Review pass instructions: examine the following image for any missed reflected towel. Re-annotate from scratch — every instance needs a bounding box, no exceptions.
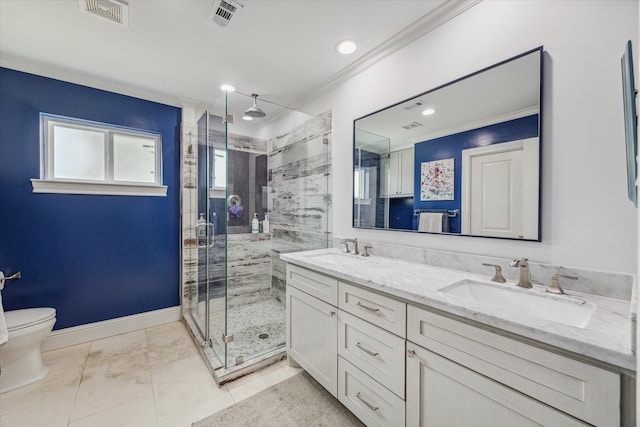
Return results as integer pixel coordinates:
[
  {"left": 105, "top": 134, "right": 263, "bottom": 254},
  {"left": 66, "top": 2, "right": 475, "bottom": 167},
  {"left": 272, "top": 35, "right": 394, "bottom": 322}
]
[
  {"left": 418, "top": 212, "right": 443, "bottom": 233},
  {"left": 0, "top": 291, "right": 7, "bottom": 346}
]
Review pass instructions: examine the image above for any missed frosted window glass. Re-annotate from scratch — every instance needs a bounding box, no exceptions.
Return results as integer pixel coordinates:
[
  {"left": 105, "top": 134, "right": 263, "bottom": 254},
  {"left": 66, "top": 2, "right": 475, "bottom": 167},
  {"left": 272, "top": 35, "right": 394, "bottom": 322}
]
[
  {"left": 214, "top": 149, "right": 226, "bottom": 188},
  {"left": 113, "top": 134, "right": 157, "bottom": 183},
  {"left": 53, "top": 126, "right": 105, "bottom": 180}
]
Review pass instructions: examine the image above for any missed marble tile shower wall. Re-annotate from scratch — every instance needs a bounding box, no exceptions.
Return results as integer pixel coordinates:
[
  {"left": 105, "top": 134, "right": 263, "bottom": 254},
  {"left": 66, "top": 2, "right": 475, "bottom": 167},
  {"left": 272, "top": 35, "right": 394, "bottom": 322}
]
[
  {"left": 269, "top": 112, "right": 332, "bottom": 304},
  {"left": 225, "top": 234, "right": 272, "bottom": 308}
]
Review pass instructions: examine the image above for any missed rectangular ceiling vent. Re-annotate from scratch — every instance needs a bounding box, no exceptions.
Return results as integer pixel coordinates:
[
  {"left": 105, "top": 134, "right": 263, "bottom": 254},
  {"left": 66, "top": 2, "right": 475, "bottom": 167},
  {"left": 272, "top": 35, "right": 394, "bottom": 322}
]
[
  {"left": 401, "top": 121, "right": 423, "bottom": 130},
  {"left": 403, "top": 101, "right": 425, "bottom": 111},
  {"left": 209, "top": 0, "right": 244, "bottom": 28},
  {"left": 78, "top": 0, "right": 129, "bottom": 26}
]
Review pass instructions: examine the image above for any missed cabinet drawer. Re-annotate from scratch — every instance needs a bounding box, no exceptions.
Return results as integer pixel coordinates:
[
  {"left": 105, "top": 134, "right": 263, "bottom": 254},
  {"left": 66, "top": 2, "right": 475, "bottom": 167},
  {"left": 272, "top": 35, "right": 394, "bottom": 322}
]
[
  {"left": 338, "top": 357, "right": 405, "bottom": 427},
  {"left": 339, "top": 282, "right": 406, "bottom": 337},
  {"left": 286, "top": 264, "right": 338, "bottom": 306},
  {"left": 407, "top": 305, "right": 620, "bottom": 427},
  {"left": 338, "top": 310, "right": 405, "bottom": 398}
]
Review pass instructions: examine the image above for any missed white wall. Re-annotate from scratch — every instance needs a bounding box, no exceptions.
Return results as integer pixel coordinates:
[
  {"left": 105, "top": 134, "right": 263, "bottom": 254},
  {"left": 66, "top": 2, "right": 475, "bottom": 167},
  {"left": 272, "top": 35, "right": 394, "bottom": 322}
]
[{"left": 300, "top": 0, "right": 639, "bottom": 274}]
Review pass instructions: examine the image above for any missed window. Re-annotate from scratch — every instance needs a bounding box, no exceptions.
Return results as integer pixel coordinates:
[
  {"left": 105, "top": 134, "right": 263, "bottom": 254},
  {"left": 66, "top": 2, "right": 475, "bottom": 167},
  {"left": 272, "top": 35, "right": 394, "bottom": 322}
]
[
  {"left": 32, "top": 114, "right": 167, "bottom": 196},
  {"left": 213, "top": 149, "right": 226, "bottom": 189},
  {"left": 354, "top": 167, "right": 370, "bottom": 200}
]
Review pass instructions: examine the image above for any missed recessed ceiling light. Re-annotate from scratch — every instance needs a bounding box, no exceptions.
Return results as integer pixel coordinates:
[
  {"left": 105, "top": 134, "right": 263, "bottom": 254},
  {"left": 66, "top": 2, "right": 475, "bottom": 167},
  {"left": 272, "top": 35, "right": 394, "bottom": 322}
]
[
  {"left": 422, "top": 108, "right": 436, "bottom": 116},
  {"left": 242, "top": 115, "right": 253, "bottom": 121},
  {"left": 220, "top": 84, "right": 236, "bottom": 92},
  {"left": 336, "top": 40, "right": 357, "bottom": 55}
]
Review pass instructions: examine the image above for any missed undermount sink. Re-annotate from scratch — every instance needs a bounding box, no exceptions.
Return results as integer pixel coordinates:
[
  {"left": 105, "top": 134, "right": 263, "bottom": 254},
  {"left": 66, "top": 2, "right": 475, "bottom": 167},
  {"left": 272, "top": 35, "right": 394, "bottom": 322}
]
[
  {"left": 439, "top": 279, "right": 596, "bottom": 328},
  {"left": 303, "top": 251, "right": 362, "bottom": 264}
]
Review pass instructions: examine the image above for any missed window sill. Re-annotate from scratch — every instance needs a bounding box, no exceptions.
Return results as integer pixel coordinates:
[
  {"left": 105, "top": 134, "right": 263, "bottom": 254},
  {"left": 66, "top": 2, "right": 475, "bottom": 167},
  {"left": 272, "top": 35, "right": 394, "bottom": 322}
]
[{"left": 31, "top": 179, "right": 168, "bottom": 197}]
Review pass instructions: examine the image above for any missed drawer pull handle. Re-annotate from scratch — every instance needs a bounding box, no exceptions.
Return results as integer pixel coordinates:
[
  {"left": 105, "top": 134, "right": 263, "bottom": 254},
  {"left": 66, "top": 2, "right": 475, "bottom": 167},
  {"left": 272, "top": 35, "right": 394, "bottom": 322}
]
[
  {"left": 356, "top": 392, "right": 379, "bottom": 411},
  {"left": 407, "top": 349, "right": 415, "bottom": 358},
  {"left": 356, "top": 301, "right": 380, "bottom": 313},
  {"left": 356, "top": 342, "right": 379, "bottom": 357},
  {"left": 330, "top": 311, "right": 336, "bottom": 317}
]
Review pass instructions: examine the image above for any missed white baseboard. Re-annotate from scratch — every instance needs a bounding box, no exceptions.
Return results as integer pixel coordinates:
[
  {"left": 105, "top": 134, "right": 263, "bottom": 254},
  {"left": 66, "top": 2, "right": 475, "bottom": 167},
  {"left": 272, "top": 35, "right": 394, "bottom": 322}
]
[{"left": 42, "top": 306, "right": 182, "bottom": 352}]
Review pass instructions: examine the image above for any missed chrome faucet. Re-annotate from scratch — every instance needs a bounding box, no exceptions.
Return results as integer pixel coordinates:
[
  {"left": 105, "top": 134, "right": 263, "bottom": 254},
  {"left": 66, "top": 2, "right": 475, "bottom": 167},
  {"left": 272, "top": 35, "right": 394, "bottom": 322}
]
[
  {"left": 341, "top": 238, "right": 359, "bottom": 255},
  {"left": 510, "top": 258, "right": 532, "bottom": 288}
]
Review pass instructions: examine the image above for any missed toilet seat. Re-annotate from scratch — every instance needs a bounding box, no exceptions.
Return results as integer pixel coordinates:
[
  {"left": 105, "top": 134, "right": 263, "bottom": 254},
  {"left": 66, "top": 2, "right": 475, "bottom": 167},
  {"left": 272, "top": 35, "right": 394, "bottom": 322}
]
[{"left": 5, "top": 308, "right": 56, "bottom": 332}]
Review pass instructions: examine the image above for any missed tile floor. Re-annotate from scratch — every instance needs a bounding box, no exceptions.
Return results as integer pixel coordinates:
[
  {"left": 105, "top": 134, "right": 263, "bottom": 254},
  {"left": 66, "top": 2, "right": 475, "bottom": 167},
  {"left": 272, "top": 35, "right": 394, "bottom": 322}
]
[{"left": 0, "top": 321, "right": 301, "bottom": 427}]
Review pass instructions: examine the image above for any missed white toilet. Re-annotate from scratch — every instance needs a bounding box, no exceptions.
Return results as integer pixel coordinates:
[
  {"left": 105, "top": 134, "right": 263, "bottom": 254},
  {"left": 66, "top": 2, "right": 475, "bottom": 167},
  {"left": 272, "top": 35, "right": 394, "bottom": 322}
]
[{"left": 0, "top": 307, "right": 56, "bottom": 393}]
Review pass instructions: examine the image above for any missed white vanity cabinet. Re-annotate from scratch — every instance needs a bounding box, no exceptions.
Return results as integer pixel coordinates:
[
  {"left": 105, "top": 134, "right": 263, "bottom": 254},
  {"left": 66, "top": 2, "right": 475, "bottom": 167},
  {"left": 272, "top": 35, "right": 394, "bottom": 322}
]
[
  {"left": 407, "top": 305, "right": 621, "bottom": 427},
  {"left": 284, "top": 262, "right": 627, "bottom": 427},
  {"left": 285, "top": 265, "right": 338, "bottom": 397},
  {"left": 381, "top": 148, "right": 414, "bottom": 197}
]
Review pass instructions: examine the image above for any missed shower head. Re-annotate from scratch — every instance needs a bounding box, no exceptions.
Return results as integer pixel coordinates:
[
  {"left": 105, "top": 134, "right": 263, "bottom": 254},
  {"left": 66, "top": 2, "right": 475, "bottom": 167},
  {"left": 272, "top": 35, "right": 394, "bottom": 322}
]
[{"left": 244, "top": 94, "right": 266, "bottom": 118}]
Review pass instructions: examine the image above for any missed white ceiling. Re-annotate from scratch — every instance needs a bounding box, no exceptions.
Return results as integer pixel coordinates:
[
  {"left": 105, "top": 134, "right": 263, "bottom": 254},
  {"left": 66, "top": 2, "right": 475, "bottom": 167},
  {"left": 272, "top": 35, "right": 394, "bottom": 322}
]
[{"left": 0, "top": 0, "right": 464, "bottom": 111}]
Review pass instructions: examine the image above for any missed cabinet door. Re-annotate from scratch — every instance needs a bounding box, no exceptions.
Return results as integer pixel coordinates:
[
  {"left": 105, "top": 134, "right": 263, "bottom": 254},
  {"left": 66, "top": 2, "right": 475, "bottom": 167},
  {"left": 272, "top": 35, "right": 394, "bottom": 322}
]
[
  {"left": 286, "top": 285, "right": 338, "bottom": 397},
  {"left": 380, "top": 154, "right": 391, "bottom": 197},
  {"left": 398, "top": 148, "right": 414, "bottom": 196},
  {"left": 406, "top": 343, "right": 587, "bottom": 427},
  {"left": 407, "top": 306, "right": 620, "bottom": 426}
]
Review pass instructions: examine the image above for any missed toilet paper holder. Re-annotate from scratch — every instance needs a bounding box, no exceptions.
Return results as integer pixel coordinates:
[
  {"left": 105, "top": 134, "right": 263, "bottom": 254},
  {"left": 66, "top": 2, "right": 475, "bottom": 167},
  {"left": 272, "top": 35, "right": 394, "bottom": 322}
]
[{"left": 0, "top": 271, "right": 21, "bottom": 290}]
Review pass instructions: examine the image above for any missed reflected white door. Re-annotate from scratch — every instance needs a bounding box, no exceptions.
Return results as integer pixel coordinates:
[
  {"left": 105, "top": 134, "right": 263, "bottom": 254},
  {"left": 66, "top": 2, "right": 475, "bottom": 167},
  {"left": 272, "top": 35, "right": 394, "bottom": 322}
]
[{"left": 462, "top": 138, "right": 539, "bottom": 239}]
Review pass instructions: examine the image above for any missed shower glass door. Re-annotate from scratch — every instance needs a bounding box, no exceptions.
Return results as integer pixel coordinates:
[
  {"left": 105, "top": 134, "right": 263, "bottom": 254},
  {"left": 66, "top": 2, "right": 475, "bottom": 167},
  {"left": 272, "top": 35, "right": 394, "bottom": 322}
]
[
  {"left": 222, "top": 91, "right": 330, "bottom": 369},
  {"left": 190, "top": 90, "right": 330, "bottom": 375},
  {"left": 188, "top": 106, "right": 227, "bottom": 370}
]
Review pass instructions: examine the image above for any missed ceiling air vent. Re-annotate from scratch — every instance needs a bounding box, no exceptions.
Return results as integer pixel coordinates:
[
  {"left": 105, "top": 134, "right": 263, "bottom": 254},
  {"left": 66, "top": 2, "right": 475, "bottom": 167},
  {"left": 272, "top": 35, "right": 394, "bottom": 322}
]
[
  {"left": 78, "top": 0, "right": 129, "bottom": 26},
  {"left": 209, "top": 0, "right": 244, "bottom": 28},
  {"left": 403, "top": 101, "right": 425, "bottom": 111},
  {"left": 401, "top": 121, "right": 423, "bottom": 130}
]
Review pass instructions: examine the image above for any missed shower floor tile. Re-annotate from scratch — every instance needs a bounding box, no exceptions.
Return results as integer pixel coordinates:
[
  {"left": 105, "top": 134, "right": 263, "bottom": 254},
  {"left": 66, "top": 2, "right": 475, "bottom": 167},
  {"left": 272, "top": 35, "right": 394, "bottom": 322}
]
[{"left": 207, "top": 297, "right": 286, "bottom": 367}]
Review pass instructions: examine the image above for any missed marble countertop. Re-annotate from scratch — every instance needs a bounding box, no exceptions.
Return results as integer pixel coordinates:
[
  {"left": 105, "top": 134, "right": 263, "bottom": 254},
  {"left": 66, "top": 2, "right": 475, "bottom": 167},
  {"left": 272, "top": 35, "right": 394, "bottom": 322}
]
[{"left": 281, "top": 248, "right": 636, "bottom": 372}]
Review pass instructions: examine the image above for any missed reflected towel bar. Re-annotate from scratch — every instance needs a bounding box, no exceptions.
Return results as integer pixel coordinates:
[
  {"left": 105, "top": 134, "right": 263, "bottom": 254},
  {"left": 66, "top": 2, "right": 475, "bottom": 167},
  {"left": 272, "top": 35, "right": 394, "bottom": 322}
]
[{"left": 413, "top": 209, "right": 459, "bottom": 218}]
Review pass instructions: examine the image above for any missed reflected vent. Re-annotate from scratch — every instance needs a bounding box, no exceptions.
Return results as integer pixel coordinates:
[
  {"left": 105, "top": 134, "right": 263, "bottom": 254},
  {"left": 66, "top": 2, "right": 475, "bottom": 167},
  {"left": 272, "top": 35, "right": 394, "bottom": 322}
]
[
  {"left": 78, "top": 0, "right": 129, "bottom": 26},
  {"left": 209, "top": 0, "right": 244, "bottom": 27},
  {"left": 401, "top": 121, "right": 423, "bottom": 130}
]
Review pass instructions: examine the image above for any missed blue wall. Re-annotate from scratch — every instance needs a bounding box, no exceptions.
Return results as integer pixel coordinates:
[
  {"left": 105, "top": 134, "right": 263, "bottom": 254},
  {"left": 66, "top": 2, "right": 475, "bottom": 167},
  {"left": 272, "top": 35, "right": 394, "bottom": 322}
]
[
  {"left": 413, "top": 115, "right": 539, "bottom": 233},
  {"left": 0, "top": 68, "right": 181, "bottom": 329}
]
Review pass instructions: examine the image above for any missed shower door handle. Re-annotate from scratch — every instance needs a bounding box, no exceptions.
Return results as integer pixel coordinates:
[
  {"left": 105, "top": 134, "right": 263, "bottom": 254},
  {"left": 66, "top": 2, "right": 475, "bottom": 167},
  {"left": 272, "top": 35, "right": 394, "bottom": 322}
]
[
  {"left": 196, "top": 223, "right": 215, "bottom": 248},
  {"left": 207, "top": 223, "right": 215, "bottom": 248}
]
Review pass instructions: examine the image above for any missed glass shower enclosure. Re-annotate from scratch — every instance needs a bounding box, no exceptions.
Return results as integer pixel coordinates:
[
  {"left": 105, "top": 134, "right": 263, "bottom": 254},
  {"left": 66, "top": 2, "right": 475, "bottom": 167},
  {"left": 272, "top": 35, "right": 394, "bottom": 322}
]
[{"left": 182, "top": 90, "right": 330, "bottom": 383}]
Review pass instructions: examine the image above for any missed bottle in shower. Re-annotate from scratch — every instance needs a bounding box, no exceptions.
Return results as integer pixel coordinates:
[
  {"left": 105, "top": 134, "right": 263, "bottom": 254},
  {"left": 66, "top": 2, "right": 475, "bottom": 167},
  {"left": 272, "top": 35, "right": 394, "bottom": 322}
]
[{"left": 252, "top": 213, "right": 259, "bottom": 233}]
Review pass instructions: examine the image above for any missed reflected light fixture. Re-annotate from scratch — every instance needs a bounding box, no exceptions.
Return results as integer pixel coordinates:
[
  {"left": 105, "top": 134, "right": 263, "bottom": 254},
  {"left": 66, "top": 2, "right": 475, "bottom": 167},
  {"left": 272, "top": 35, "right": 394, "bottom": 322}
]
[
  {"left": 422, "top": 107, "right": 436, "bottom": 116},
  {"left": 220, "top": 84, "right": 236, "bottom": 92},
  {"left": 242, "top": 115, "right": 254, "bottom": 121},
  {"left": 336, "top": 39, "right": 357, "bottom": 55}
]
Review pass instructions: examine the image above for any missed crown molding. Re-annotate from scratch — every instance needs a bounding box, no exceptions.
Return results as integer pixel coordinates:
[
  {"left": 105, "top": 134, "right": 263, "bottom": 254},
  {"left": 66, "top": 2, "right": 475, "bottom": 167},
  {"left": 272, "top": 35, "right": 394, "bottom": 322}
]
[{"left": 288, "top": 0, "right": 483, "bottom": 111}]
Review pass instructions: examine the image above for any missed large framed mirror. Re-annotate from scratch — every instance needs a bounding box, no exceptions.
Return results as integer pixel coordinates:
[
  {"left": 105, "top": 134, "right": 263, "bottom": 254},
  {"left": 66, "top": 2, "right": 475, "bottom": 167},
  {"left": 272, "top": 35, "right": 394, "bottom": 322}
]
[{"left": 353, "top": 47, "right": 543, "bottom": 241}]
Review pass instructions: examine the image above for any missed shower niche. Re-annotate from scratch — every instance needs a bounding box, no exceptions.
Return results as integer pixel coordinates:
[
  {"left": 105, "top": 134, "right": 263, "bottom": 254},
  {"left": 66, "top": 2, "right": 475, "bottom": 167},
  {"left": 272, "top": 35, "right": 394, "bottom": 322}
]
[{"left": 182, "top": 90, "right": 331, "bottom": 383}]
